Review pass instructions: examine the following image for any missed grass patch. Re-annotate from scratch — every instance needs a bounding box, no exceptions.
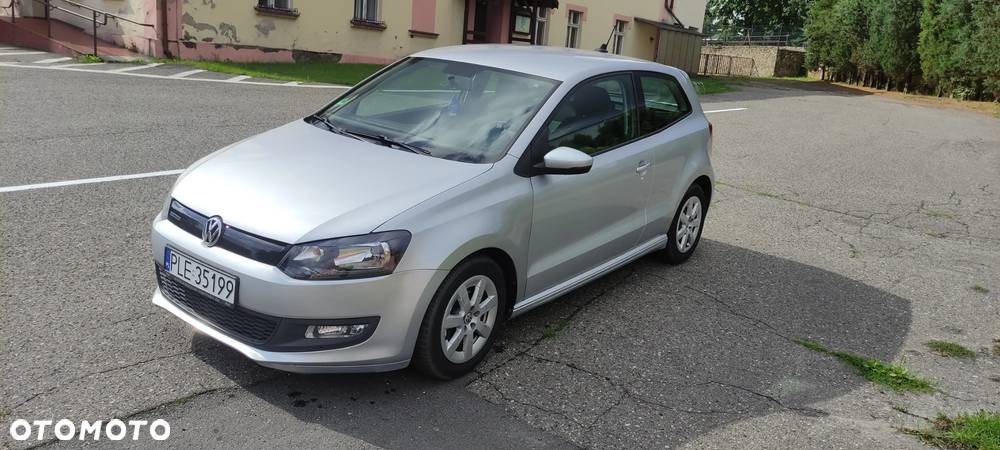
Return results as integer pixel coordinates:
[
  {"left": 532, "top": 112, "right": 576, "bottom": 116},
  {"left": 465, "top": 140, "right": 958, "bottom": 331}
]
[
  {"left": 158, "top": 60, "right": 385, "bottom": 85},
  {"left": 904, "top": 411, "right": 1000, "bottom": 450},
  {"left": 764, "top": 75, "right": 816, "bottom": 82},
  {"left": 541, "top": 318, "right": 569, "bottom": 339},
  {"left": 796, "top": 339, "right": 934, "bottom": 393},
  {"left": 693, "top": 76, "right": 736, "bottom": 95},
  {"left": 76, "top": 54, "right": 102, "bottom": 63},
  {"left": 973, "top": 284, "right": 990, "bottom": 294},
  {"left": 927, "top": 340, "right": 977, "bottom": 358}
]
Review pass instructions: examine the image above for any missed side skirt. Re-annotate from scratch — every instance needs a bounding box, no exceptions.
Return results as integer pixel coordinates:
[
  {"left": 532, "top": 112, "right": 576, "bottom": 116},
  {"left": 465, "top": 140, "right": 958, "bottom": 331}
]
[{"left": 511, "top": 234, "right": 668, "bottom": 317}]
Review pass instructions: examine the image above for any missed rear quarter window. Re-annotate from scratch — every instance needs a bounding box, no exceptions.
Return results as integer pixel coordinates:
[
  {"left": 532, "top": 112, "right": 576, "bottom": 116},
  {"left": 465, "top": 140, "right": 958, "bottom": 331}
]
[{"left": 637, "top": 73, "right": 692, "bottom": 136}]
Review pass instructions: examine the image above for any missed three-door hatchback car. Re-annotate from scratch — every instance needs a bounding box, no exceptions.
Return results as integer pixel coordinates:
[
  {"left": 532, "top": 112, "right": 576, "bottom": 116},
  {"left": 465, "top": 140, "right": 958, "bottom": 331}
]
[{"left": 152, "top": 45, "right": 713, "bottom": 379}]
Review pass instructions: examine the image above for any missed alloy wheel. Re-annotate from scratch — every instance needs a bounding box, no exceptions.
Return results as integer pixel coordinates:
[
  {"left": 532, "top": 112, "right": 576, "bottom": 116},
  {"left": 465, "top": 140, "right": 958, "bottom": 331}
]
[
  {"left": 440, "top": 275, "right": 498, "bottom": 364},
  {"left": 675, "top": 196, "right": 702, "bottom": 253}
]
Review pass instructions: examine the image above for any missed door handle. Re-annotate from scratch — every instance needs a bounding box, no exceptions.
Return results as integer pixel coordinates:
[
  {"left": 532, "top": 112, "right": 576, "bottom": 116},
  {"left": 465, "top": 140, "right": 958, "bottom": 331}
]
[{"left": 636, "top": 161, "right": 650, "bottom": 173}]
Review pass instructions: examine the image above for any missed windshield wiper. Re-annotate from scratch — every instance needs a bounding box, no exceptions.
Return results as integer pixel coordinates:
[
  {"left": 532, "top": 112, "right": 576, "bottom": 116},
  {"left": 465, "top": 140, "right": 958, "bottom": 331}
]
[
  {"left": 376, "top": 135, "right": 432, "bottom": 155},
  {"left": 349, "top": 130, "right": 432, "bottom": 156},
  {"left": 309, "top": 114, "right": 364, "bottom": 142},
  {"left": 309, "top": 114, "right": 431, "bottom": 156}
]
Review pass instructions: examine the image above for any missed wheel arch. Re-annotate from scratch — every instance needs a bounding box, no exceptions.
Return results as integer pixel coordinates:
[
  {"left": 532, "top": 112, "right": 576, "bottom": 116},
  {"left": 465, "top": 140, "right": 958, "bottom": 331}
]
[
  {"left": 461, "top": 247, "right": 519, "bottom": 321},
  {"left": 692, "top": 174, "right": 713, "bottom": 206}
]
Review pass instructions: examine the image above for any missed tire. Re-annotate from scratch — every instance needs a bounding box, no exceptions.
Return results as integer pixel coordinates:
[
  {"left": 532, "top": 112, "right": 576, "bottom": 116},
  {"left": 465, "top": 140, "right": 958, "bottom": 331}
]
[
  {"left": 660, "top": 184, "right": 708, "bottom": 265},
  {"left": 411, "top": 256, "right": 507, "bottom": 379}
]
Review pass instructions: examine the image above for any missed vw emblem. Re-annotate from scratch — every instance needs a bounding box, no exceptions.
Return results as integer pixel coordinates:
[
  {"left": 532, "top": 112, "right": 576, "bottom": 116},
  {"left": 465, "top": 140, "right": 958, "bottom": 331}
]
[{"left": 202, "top": 216, "right": 225, "bottom": 247}]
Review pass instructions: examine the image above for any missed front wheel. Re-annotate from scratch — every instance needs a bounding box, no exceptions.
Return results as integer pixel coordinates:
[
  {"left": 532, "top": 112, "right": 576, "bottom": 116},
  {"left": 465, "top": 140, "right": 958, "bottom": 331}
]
[
  {"left": 411, "top": 256, "right": 506, "bottom": 379},
  {"left": 659, "top": 184, "right": 708, "bottom": 265}
]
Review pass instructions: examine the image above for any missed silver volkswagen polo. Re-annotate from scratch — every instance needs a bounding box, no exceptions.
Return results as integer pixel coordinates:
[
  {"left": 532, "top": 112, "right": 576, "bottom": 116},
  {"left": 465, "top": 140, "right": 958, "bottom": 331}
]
[{"left": 151, "top": 45, "right": 713, "bottom": 379}]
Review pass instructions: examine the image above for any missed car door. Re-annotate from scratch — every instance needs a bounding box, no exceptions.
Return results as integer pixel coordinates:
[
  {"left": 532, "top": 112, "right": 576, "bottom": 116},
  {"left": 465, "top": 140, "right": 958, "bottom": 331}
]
[
  {"left": 523, "top": 73, "right": 656, "bottom": 298},
  {"left": 632, "top": 71, "right": 698, "bottom": 243}
]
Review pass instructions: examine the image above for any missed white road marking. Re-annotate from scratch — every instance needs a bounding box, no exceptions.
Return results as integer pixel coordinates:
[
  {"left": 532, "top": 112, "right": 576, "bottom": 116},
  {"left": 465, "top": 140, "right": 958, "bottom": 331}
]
[
  {"left": 225, "top": 75, "right": 251, "bottom": 82},
  {"left": 0, "top": 51, "right": 46, "bottom": 56},
  {"left": 704, "top": 107, "right": 749, "bottom": 114},
  {"left": 0, "top": 62, "right": 349, "bottom": 88},
  {"left": 168, "top": 69, "right": 205, "bottom": 78},
  {"left": 283, "top": 81, "right": 301, "bottom": 86},
  {"left": 108, "top": 63, "right": 162, "bottom": 72},
  {"left": 0, "top": 169, "right": 185, "bottom": 193},
  {"left": 53, "top": 63, "right": 106, "bottom": 68},
  {"left": 33, "top": 57, "right": 73, "bottom": 64}
]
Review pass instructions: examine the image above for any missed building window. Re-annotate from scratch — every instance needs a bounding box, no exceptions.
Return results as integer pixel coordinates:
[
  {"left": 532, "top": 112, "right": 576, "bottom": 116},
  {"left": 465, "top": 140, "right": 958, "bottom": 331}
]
[
  {"left": 566, "top": 10, "right": 582, "bottom": 48},
  {"left": 258, "top": 0, "right": 292, "bottom": 11},
  {"left": 534, "top": 8, "right": 549, "bottom": 45},
  {"left": 611, "top": 20, "right": 626, "bottom": 54},
  {"left": 354, "top": 0, "right": 381, "bottom": 24}
]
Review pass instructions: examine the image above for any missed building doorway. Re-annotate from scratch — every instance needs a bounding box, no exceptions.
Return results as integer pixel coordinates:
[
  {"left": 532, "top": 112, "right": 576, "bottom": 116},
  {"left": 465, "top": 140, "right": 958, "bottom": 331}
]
[{"left": 462, "top": 0, "right": 558, "bottom": 45}]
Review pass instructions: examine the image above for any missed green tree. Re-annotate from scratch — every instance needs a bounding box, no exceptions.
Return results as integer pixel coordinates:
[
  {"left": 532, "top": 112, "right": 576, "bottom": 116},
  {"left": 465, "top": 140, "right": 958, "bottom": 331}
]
[
  {"left": 918, "top": 0, "right": 974, "bottom": 95},
  {"left": 970, "top": 0, "right": 1000, "bottom": 99},
  {"left": 704, "top": 0, "right": 813, "bottom": 39},
  {"left": 833, "top": 0, "right": 872, "bottom": 82},
  {"left": 868, "top": 0, "right": 923, "bottom": 90},
  {"left": 804, "top": 0, "right": 839, "bottom": 75}
]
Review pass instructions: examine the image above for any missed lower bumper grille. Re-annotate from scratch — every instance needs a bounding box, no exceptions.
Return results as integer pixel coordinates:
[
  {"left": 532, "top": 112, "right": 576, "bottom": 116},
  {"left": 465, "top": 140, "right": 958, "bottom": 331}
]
[{"left": 156, "top": 266, "right": 279, "bottom": 344}]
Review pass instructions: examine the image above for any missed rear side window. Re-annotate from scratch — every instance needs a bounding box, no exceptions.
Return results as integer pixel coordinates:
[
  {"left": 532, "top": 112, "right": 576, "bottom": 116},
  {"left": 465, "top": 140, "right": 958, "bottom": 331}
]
[
  {"left": 545, "top": 74, "right": 637, "bottom": 155},
  {"left": 637, "top": 73, "right": 691, "bottom": 135}
]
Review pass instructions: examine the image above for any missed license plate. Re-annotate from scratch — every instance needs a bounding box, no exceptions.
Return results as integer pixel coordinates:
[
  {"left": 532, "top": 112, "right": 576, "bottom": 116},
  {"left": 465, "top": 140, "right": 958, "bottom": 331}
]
[{"left": 164, "top": 247, "right": 238, "bottom": 305}]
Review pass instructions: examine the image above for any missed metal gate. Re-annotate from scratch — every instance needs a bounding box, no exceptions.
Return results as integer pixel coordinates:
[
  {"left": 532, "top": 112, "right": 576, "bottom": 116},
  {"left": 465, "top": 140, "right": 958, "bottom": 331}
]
[{"left": 698, "top": 54, "right": 755, "bottom": 77}]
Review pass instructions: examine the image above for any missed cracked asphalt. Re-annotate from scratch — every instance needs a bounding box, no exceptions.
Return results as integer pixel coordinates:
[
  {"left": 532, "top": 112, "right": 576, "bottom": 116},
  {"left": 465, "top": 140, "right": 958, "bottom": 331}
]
[{"left": 1, "top": 56, "right": 998, "bottom": 449}]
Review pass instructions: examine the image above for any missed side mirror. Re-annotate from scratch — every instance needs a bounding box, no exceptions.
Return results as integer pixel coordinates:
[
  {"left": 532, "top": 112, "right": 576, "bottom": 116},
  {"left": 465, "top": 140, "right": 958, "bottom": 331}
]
[{"left": 537, "top": 147, "right": 593, "bottom": 175}]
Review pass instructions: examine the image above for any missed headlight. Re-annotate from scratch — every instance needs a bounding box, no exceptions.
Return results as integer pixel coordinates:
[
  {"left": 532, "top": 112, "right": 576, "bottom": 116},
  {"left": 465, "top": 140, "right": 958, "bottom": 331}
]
[{"left": 279, "top": 230, "right": 411, "bottom": 280}]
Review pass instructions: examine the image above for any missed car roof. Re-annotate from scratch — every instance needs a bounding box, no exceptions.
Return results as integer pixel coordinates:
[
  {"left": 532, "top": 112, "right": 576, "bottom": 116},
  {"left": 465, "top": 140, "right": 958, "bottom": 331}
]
[{"left": 411, "top": 44, "right": 674, "bottom": 82}]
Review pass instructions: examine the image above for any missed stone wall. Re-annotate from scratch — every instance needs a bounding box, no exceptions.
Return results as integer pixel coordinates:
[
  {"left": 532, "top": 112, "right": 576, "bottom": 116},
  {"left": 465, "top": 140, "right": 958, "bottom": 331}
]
[{"left": 701, "top": 45, "right": 805, "bottom": 77}]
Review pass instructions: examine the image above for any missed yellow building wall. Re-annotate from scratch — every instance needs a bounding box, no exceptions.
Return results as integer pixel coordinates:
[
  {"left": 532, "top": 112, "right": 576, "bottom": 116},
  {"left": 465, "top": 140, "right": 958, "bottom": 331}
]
[
  {"left": 532, "top": 0, "right": 701, "bottom": 61},
  {"left": 176, "top": 0, "right": 704, "bottom": 63},
  {"left": 180, "top": 0, "right": 466, "bottom": 63}
]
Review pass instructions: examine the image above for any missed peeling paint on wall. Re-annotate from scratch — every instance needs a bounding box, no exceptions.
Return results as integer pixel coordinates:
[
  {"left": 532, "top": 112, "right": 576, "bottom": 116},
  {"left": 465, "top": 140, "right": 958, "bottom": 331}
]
[
  {"left": 219, "top": 22, "right": 239, "bottom": 43},
  {"left": 255, "top": 20, "right": 275, "bottom": 37},
  {"left": 182, "top": 12, "right": 218, "bottom": 34},
  {"left": 202, "top": 0, "right": 216, "bottom": 8}
]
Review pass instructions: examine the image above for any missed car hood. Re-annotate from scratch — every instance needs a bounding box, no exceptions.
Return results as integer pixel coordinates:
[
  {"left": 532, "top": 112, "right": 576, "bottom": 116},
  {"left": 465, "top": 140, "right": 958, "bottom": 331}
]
[{"left": 171, "top": 120, "right": 491, "bottom": 244}]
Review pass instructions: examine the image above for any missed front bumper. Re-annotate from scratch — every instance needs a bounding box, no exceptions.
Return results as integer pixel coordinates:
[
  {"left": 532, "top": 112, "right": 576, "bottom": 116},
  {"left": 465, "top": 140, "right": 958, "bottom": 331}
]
[{"left": 151, "top": 216, "right": 448, "bottom": 373}]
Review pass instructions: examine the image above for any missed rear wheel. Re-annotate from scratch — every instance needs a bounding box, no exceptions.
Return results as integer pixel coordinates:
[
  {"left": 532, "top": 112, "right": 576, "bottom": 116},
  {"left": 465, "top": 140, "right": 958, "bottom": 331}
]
[
  {"left": 411, "top": 256, "right": 506, "bottom": 379},
  {"left": 660, "top": 184, "right": 708, "bottom": 265}
]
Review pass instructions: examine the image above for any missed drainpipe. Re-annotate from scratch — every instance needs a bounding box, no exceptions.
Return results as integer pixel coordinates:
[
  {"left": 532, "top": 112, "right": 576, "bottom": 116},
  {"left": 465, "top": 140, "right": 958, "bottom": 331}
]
[{"left": 158, "top": 0, "right": 169, "bottom": 57}]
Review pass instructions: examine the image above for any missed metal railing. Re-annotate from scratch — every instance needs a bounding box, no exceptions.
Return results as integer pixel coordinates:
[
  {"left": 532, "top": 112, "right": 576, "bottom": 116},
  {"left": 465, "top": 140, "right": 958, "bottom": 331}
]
[
  {"left": 704, "top": 34, "right": 801, "bottom": 47},
  {"left": 27, "top": 0, "right": 154, "bottom": 56},
  {"left": 699, "top": 54, "right": 756, "bottom": 77},
  {"left": 0, "top": 0, "right": 17, "bottom": 22}
]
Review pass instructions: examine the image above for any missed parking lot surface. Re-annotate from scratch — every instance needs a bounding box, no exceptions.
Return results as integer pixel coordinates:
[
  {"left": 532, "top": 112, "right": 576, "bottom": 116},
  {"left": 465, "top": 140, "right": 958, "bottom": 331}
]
[{"left": 1, "top": 48, "right": 998, "bottom": 449}]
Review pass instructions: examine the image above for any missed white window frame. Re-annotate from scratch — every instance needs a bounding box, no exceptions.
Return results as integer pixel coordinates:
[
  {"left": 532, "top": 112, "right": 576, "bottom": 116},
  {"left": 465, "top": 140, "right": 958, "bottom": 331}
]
[
  {"left": 533, "top": 8, "right": 549, "bottom": 45},
  {"left": 354, "top": 0, "right": 381, "bottom": 23},
  {"left": 259, "top": 0, "right": 292, "bottom": 10},
  {"left": 612, "top": 20, "right": 626, "bottom": 54},
  {"left": 566, "top": 10, "right": 582, "bottom": 48}
]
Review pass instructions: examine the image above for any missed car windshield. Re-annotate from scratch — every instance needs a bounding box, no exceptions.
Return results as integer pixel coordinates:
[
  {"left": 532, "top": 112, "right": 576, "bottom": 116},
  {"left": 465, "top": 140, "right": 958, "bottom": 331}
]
[{"left": 316, "top": 57, "right": 559, "bottom": 163}]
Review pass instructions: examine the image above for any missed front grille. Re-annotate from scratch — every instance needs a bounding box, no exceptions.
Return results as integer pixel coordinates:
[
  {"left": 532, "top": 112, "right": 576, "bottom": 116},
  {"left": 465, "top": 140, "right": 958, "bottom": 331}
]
[
  {"left": 167, "top": 200, "right": 291, "bottom": 266},
  {"left": 156, "top": 266, "right": 279, "bottom": 344}
]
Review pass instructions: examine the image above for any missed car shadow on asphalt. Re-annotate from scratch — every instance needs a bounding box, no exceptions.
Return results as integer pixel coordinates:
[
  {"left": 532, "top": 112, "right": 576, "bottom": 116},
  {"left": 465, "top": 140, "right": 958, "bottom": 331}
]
[
  {"left": 706, "top": 78, "right": 874, "bottom": 103},
  {"left": 189, "top": 239, "right": 911, "bottom": 449}
]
